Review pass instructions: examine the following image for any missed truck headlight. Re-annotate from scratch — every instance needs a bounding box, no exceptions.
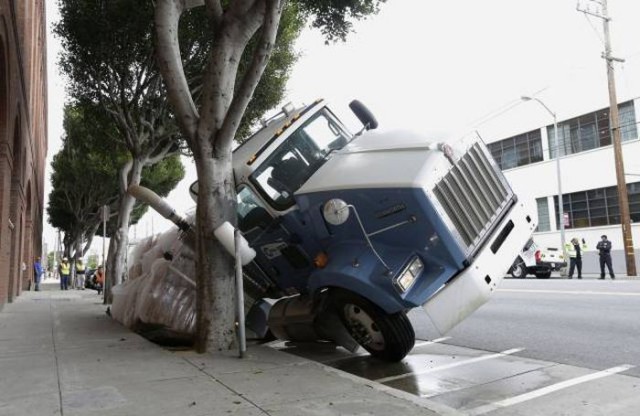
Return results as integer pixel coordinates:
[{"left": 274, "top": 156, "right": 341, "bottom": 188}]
[{"left": 396, "top": 257, "right": 424, "bottom": 292}]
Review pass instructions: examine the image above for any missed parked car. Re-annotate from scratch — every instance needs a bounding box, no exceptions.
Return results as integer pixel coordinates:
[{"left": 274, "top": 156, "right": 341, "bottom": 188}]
[
  {"left": 84, "top": 268, "right": 99, "bottom": 290},
  {"left": 510, "top": 238, "right": 566, "bottom": 279}
]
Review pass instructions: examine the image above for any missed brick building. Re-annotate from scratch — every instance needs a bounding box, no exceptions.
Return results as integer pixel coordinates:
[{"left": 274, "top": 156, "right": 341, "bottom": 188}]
[{"left": 0, "top": 0, "right": 48, "bottom": 308}]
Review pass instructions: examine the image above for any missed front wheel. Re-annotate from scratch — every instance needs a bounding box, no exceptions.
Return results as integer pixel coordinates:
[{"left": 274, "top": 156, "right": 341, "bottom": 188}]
[
  {"left": 331, "top": 290, "right": 415, "bottom": 362},
  {"left": 510, "top": 261, "right": 527, "bottom": 279}
]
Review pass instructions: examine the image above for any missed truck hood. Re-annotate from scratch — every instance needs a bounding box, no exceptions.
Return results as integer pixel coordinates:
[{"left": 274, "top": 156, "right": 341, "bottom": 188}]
[{"left": 296, "top": 130, "right": 455, "bottom": 195}]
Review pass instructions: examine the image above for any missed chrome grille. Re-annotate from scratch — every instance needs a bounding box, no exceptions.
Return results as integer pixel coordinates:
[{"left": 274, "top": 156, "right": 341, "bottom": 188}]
[{"left": 434, "top": 142, "right": 512, "bottom": 249}]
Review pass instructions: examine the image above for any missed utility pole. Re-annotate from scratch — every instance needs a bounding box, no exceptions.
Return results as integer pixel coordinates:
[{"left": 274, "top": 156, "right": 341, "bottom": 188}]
[
  {"left": 55, "top": 230, "right": 62, "bottom": 280},
  {"left": 578, "top": 0, "right": 636, "bottom": 276}
]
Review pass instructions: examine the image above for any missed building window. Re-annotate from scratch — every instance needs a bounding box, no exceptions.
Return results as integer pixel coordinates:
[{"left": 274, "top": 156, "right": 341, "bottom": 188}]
[
  {"left": 487, "top": 129, "right": 543, "bottom": 170},
  {"left": 620, "top": 102, "right": 638, "bottom": 142},
  {"left": 553, "top": 181, "right": 640, "bottom": 229},
  {"left": 536, "top": 197, "right": 550, "bottom": 232},
  {"left": 548, "top": 101, "right": 637, "bottom": 159}
]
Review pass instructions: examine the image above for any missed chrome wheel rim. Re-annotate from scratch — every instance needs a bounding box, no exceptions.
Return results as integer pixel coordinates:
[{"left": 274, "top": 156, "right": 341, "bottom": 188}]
[{"left": 343, "top": 303, "right": 385, "bottom": 351}]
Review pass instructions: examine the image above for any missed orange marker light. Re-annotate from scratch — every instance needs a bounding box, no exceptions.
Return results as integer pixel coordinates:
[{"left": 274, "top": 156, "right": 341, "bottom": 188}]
[{"left": 314, "top": 252, "right": 329, "bottom": 268}]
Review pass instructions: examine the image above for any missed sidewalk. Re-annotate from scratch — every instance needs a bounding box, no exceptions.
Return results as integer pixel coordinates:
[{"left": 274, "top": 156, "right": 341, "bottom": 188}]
[{"left": 0, "top": 283, "right": 453, "bottom": 416}]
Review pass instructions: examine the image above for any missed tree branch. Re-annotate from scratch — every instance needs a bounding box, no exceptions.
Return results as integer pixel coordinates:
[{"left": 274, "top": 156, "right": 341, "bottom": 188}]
[
  {"left": 82, "top": 221, "right": 101, "bottom": 257},
  {"left": 197, "top": 2, "right": 265, "bottom": 144},
  {"left": 155, "top": 0, "right": 199, "bottom": 141},
  {"left": 228, "top": 0, "right": 259, "bottom": 16},
  {"left": 205, "top": 0, "right": 223, "bottom": 26},
  {"left": 147, "top": 139, "right": 177, "bottom": 166},
  {"left": 120, "top": 159, "right": 133, "bottom": 194},
  {"left": 218, "top": 0, "right": 283, "bottom": 153}
]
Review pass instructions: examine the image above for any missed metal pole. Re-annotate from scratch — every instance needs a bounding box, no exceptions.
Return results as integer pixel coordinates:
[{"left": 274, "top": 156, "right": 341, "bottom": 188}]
[
  {"left": 234, "top": 229, "right": 246, "bottom": 358},
  {"left": 102, "top": 205, "right": 107, "bottom": 302},
  {"left": 601, "top": 0, "right": 636, "bottom": 276},
  {"left": 522, "top": 96, "right": 567, "bottom": 266},
  {"left": 554, "top": 115, "right": 567, "bottom": 271}
]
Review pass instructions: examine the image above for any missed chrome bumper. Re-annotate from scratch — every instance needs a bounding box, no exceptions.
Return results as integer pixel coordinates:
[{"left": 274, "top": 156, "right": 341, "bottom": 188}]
[{"left": 422, "top": 200, "right": 536, "bottom": 335}]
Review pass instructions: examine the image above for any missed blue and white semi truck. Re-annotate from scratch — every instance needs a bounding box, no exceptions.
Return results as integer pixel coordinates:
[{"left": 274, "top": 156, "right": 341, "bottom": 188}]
[{"left": 133, "top": 99, "right": 536, "bottom": 362}]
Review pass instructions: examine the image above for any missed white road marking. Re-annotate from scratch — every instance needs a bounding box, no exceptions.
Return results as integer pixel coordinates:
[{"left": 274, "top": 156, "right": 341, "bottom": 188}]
[
  {"left": 413, "top": 336, "right": 451, "bottom": 349},
  {"left": 375, "top": 348, "right": 524, "bottom": 384},
  {"left": 305, "top": 337, "right": 453, "bottom": 365},
  {"left": 498, "top": 289, "right": 640, "bottom": 297},
  {"left": 466, "top": 364, "right": 635, "bottom": 415}
]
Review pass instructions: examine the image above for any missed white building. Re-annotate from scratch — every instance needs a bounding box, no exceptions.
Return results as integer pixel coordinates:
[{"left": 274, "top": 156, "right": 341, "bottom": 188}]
[{"left": 484, "top": 98, "right": 640, "bottom": 274}]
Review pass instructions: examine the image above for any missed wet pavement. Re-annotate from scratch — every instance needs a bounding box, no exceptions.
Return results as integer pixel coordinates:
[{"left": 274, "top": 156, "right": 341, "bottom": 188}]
[
  {"left": 271, "top": 338, "right": 638, "bottom": 415},
  {"left": 270, "top": 278, "right": 640, "bottom": 415}
]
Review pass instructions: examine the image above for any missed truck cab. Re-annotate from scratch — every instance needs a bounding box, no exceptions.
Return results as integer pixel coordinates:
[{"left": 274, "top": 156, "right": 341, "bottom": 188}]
[{"left": 191, "top": 99, "right": 537, "bottom": 361}]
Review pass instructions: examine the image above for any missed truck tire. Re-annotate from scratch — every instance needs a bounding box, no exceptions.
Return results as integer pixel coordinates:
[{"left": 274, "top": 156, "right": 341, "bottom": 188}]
[
  {"left": 510, "top": 261, "right": 527, "bottom": 279},
  {"left": 536, "top": 271, "right": 551, "bottom": 279},
  {"left": 331, "top": 290, "right": 415, "bottom": 362}
]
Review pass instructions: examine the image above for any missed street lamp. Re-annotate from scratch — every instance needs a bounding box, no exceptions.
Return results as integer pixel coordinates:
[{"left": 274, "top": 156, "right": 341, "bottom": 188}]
[{"left": 521, "top": 96, "right": 567, "bottom": 264}]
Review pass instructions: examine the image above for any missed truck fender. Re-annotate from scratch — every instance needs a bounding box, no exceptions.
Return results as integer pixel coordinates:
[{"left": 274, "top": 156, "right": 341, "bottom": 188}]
[{"left": 308, "top": 270, "right": 405, "bottom": 314}]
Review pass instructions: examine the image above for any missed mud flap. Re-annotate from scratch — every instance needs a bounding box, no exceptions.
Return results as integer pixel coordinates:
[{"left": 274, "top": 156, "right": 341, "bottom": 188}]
[{"left": 314, "top": 309, "right": 360, "bottom": 353}]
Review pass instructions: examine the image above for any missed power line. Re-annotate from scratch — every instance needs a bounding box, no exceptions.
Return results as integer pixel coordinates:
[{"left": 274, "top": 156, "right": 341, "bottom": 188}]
[{"left": 581, "top": 11, "right": 605, "bottom": 45}]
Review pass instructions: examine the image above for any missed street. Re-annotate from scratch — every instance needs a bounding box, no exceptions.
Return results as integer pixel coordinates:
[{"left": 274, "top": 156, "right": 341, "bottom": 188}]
[
  {"left": 273, "top": 277, "right": 640, "bottom": 415},
  {"left": 415, "top": 278, "right": 640, "bottom": 378}
]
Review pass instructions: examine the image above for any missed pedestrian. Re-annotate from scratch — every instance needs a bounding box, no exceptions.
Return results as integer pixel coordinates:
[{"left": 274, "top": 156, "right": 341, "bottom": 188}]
[
  {"left": 94, "top": 265, "right": 105, "bottom": 295},
  {"left": 75, "top": 258, "right": 86, "bottom": 290},
  {"left": 59, "top": 257, "right": 71, "bottom": 290},
  {"left": 596, "top": 235, "right": 615, "bottom": 279},
  {"left": 33, "top": 257, "right": 44, "bottom": 291},
  {"left": 565, "top": 237, "right": 587, "bottom": 279}
]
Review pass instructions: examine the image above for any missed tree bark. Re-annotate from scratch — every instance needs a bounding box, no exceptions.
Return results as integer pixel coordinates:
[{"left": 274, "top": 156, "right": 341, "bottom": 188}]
[
  {"left": 155, "top": 0, "right": 284, "bottom": 352},
  {"left": 104, "top": 159, "right": 144, "bottom": 303},
  {"left": 194, "top": 153, "right": 236, "bottom": 352}
]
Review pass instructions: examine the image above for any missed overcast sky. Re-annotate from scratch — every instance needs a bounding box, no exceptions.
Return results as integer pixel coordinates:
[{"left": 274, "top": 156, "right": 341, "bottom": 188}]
[{"left": 43, "top": 0, "right": 640, "bottom": 254}]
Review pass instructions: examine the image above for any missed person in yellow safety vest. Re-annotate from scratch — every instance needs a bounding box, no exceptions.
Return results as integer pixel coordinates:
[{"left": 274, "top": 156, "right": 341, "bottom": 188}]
[
  {"left": 75, "top": 259, "right": 86, "bottom": 290},
  {"left": 59, "top": 257, "right": 71, "bottom": 290},
  {"left": 565, "top": 237, "right": 588, "bottom": 279}
]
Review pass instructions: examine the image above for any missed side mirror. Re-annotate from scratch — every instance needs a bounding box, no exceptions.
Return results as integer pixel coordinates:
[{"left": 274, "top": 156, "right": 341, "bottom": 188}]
[{"left": 349, "top": 100, "right": 378, "bottom": 131}]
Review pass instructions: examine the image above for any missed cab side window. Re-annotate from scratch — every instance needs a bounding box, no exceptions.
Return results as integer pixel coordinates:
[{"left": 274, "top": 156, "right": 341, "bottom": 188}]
[{"left": 237, "top": 186, "right": 272, "bottom": 233}]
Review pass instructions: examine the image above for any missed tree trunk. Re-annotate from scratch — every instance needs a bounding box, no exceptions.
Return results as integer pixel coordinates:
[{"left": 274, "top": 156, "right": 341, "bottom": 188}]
[
  {"left": 103, "top": 235, "right": 117, "bottom": 304},
  {"left": 194, "top": 153, "right": 236, "bottom": 352},
  {"left": 73, "top": 236, "right": 83, "bottom": 288},
  {"left": 154, "top": 0, "right": 283, "bottom": 353},
  {"left": 105, "top": 159, "right": 144, "bottom": 303}
]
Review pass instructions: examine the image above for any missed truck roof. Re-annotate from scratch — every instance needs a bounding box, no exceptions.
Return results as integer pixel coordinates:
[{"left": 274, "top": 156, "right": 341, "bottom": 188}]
[
  {"left": 233, "top": 100, "right": 325, "bottom": 183},
  {"left": 296, "top": 130, "right": 449, "bottom": 194}
]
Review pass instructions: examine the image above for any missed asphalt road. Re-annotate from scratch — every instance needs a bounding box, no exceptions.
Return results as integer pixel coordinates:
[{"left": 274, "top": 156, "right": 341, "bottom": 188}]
[{"left": 410, "top": 277, "right": 640, "bottom": 378}]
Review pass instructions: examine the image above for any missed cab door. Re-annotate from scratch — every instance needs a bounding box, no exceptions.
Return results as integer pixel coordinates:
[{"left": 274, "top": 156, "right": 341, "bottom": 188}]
[{"left": 237, "top": 186, "right": 313, "bottom": 293}]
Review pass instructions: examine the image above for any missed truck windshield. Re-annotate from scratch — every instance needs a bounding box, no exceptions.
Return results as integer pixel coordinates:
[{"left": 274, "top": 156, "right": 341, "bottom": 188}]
[{"left": 250, "top": 109, "right": 351, "bottom": 210}]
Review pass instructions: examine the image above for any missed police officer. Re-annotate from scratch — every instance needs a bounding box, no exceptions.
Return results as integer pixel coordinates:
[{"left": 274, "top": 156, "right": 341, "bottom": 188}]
[
  {"left": 596, "top": 235, "right": 615, "bottom": 279},
  {"left": 565, "top": 237, "right": 587, "bottom": 279}
]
